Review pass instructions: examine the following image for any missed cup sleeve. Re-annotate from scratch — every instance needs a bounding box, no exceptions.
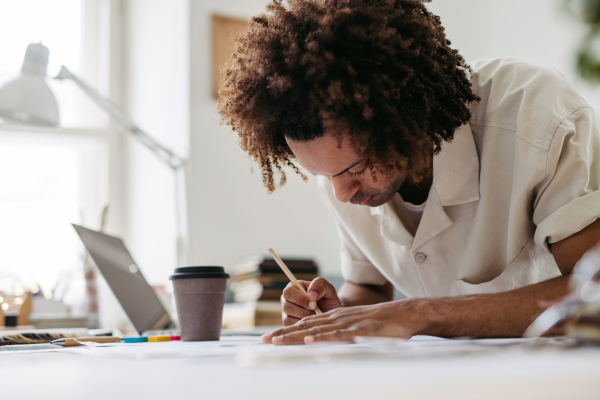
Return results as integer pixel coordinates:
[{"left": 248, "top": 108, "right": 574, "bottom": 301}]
[{"left": 533, "top": 107, "right": 600, "bottom": 247}]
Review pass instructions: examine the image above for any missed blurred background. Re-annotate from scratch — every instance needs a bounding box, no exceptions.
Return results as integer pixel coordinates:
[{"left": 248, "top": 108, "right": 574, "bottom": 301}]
[{"left": 0, "top": 0, "right": 598, "bottom": 333}]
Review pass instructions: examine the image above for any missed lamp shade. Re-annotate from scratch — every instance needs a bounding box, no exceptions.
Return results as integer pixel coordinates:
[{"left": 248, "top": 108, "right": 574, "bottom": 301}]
[{"left": 0, "top": 43, "right": 59, "bottom": 126}]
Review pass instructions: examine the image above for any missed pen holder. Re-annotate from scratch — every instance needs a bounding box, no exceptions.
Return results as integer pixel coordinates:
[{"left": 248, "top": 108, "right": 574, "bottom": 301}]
[
  {"left": 0, "top": 292, "right": 32, "bottom": 328},
  {"left": 18, "top": 293, "right": 33, "bottom": 326}
]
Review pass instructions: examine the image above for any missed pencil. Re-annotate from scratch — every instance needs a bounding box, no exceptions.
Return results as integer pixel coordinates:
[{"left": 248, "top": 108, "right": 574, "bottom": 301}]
[
  {"left": 51, "top": 337, "right": 121, "bottom": 347},
  {"left": 268, "top": 248, "right": 322, "bottom": 315}
]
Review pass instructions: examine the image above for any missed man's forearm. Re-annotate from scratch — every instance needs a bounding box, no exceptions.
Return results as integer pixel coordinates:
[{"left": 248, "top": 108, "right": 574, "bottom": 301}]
[
  {"left": 268, "top": 273, "right": 573, "bottom": 345},
  {"left": 414, "top": 275, "right": 570, "bottom": 338},
  {"left": 338, "top": 280, "right": 394, "bottom": 307}
]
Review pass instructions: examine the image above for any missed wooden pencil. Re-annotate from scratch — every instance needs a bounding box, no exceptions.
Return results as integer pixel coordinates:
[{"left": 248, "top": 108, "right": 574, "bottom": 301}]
[{"left": 268, "top": 248, "right": 322, "bottom": 314}]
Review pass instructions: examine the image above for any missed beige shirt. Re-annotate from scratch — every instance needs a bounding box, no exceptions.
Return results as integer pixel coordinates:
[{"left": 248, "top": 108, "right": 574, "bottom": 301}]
[
  {"left": 319, "top": 58, "right": 600, "bottom": 298},
  {"left": 392, "top": 195, "right": 426, "bottom": 236}
]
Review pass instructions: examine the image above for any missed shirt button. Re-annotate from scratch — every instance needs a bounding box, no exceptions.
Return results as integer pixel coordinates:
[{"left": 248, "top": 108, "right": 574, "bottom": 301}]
[{"left": 415, "top": 253, "right": 427, "bottom": 263}]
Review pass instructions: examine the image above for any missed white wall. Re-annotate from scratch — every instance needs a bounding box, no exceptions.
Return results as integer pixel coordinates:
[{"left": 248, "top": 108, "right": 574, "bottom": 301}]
[
  {"left": 187, "top": 0, "right": 341, "bottom": 275},
  {"left": 122, "top": 0, "right": 599, "bottom": 284},
  {"left": 427, "top": 0, "right": 599, "bottom": 109},
  {"left": 122, "top": 0, "right": 189, "bottom": 284}
]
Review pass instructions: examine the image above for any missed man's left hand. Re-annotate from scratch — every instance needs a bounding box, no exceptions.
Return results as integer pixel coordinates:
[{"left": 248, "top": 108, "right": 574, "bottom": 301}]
[{"left": 261, "top": 299, "right": 427, "bottom": 345}]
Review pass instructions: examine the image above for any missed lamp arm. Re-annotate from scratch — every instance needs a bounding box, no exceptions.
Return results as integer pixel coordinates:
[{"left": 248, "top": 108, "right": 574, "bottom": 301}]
[
  {"left": 55, "top": 66, "right": 186, "bottom": 170},
  {"left": 56, "top": 65, "right": 189, "bottom": 266}
]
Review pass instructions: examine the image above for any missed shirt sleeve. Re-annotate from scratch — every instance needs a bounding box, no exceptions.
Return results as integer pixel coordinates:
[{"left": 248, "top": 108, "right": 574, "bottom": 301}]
[
  {"left": 318, "top": 176, "right": 388, "bottom": 285},
  {"left": 533, "top": 106, "right": 600, "bottom": 247},
  {"left": 336, "top": 220, "right": 388, "bottom": 285}
]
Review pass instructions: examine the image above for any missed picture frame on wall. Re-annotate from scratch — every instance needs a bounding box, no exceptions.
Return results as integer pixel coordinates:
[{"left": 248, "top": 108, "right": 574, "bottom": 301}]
[{"left": 212, "top": 14, "right": 249, "bottom": 99}]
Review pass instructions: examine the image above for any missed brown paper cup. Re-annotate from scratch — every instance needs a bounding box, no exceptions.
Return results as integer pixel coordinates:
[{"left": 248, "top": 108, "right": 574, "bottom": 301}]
[{"left": 170, "top": 267, "right": 229, "bottom": 341}]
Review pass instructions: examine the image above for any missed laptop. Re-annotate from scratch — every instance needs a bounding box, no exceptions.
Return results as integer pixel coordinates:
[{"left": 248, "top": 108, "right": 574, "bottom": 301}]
[{"left": 72, "top": 224, "right": 176, "bottom": 335}]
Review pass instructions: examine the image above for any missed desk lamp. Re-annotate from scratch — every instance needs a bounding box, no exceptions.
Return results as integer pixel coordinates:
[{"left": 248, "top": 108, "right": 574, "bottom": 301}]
[
  {"left": 0, "top": 43, "right": 59, "bottom": 126},
  {"left": 0, "top": 43, "right": 189, "bottom": 266}
]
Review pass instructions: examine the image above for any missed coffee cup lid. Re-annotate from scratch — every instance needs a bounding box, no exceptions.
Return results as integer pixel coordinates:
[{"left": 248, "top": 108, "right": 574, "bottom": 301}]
[{"left": 169, "top": 266, "right": 230, "bottom": 280}]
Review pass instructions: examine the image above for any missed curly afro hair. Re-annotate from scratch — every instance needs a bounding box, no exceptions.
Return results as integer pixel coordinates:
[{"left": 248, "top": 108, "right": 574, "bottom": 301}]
[{"left": 217, "top": 0, "right": 479, "bottom": 192}]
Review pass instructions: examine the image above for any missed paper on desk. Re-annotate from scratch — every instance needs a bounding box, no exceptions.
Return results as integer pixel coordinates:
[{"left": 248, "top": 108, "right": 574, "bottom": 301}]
[
  {"left": 63, "top": 335, "right": 266, "bottom": 361},
  {"left": 62, "top": 334, "right": 554, "bottom": 366},
  {"left": 234, "top": 335, "right": 567, "bottom": 366}
]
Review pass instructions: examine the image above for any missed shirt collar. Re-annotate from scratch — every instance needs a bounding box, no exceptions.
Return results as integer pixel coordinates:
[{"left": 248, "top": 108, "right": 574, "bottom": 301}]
[
  {"left": 368, "top": 123, "right": 479, "bottom": 248},
  {"left": 370, "top": 122, "right": 480, "bottom": 218},
  {"left": 432, "top": 123, "right": 480, "bottom": 206}
]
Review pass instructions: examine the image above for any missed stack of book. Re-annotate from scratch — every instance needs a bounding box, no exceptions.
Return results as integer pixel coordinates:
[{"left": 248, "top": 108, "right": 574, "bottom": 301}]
[{"left": 222, "top": 256, "right": 319, "bottom": 329}]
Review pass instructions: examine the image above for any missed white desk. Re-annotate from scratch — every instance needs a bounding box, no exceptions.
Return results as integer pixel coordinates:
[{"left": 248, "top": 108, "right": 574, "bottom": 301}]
[{"left": 2, "top": 336, "right": 599, "bottom": 400}]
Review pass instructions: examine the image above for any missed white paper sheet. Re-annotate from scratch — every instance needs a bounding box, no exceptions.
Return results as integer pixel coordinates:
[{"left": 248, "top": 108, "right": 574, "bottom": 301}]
[{"left": 60, "top": 334, "right": 568, "bottom": 366}]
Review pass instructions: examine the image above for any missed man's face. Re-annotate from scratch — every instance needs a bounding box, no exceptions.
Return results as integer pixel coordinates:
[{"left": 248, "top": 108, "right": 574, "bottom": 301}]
[{"left": 286, "top": 133, "right": 407, "bottom": 207}]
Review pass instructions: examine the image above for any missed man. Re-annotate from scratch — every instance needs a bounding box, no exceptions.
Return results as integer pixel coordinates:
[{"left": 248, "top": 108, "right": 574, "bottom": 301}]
[{"left": 217, "top": 0, "right": 600, "bottom": 344}]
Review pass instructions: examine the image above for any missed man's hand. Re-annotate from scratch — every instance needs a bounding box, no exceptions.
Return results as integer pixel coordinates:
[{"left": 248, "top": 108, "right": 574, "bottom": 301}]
[
  {"left": 281, "top": 277, "right": 343, "bottom": 326},
  {"left": 264, "top": 273, "right": 575, "bottom": 344},
  {"left": 264, "top": 299, "right": 426, "bottom": 345}
]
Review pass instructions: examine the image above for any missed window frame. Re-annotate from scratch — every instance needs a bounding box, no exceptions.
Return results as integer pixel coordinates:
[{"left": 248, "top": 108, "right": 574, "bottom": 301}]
[{"left": 0, "top": 0, "right": 123, "bottom": 299}]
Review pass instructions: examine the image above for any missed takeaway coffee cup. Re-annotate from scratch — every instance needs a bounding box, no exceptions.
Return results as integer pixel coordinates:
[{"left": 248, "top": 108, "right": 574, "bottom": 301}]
[{"left": 169, "top": 266, "right": 230, "bottom": 341}]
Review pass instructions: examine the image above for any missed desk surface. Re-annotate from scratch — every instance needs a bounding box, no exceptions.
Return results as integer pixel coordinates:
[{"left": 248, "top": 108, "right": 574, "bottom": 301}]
[{"left": 1, "top": 335, "right": 599, "bottom": 400}]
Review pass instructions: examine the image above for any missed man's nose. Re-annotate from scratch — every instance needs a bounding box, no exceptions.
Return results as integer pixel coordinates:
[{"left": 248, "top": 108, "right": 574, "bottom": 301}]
[{"left": 330, "top": 175, "right": 360, "bottom": 203}]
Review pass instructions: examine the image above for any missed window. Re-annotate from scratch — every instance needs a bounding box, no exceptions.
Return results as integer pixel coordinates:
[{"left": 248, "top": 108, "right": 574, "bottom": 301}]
[
  {"left": 0, "top": 130, "right": 107, "bottom": 295},
  {"left": 0, "top": 0, "right": 109, "bottom": 303}
]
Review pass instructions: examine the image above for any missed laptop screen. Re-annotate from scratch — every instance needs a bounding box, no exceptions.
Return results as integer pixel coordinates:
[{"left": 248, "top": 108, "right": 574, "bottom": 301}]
[{"left": 72, "top": 224, "right": 174, "bottom": 334}]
